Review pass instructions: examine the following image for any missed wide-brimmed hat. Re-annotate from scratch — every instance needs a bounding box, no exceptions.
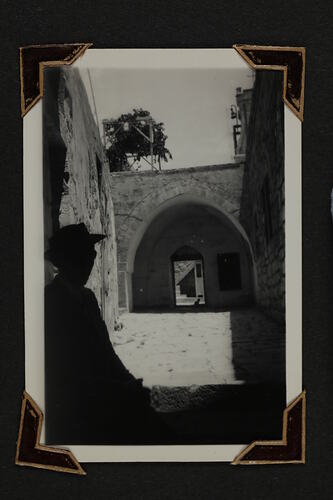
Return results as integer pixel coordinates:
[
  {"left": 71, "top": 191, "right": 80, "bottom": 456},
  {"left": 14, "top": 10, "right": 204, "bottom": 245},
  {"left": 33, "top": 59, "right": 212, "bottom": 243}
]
[{"left": 45, "top": 223, "right": 106, "bottom": 262}]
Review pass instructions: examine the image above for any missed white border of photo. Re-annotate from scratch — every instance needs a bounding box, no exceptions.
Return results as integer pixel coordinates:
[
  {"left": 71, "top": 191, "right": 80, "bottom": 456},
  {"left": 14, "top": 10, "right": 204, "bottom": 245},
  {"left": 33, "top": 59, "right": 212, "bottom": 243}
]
[{"left": 24, "top": 48, "right": 302, "bottom": 462}]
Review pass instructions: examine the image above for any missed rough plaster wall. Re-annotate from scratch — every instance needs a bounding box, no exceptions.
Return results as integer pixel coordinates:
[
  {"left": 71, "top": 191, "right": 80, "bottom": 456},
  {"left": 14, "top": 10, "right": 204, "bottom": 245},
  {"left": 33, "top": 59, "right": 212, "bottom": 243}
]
[
  {"left": 240, "top": 72, "right": 285, "bottom": 323},
  {"left": 99, "top": 171, "right": 119, "bottom": 330},
  {"left": 55, "top": 67, "right": 118, "bottom": 331}
]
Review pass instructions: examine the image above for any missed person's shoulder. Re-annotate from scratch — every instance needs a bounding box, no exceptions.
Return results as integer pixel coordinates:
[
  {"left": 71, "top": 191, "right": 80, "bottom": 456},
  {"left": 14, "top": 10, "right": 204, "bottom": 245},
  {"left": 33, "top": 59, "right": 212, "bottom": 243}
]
[
  {"left": 82, "top": 287, "right": 100, "bottom": 307},
  {"left": 82, "top": 287, "right": 103, "bottom": 320},
  {"left": 45, "top": 277, "right": 64, "bottom": 299},
  {"left": 82, "top": 286, "right": 97, "bottom": 299},
  {"left": 44, "top": 277, "right": 70, "bottom": 320},
  {"left": 45, "top": 276, "right": 82, "bottom": 309}
]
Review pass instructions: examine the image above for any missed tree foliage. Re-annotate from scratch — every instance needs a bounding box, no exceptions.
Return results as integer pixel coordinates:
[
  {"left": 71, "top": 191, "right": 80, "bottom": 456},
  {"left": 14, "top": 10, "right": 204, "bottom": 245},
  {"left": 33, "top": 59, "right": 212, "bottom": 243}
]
[{"left": 104, "top": 108, "right": 172, "bottom": 172}]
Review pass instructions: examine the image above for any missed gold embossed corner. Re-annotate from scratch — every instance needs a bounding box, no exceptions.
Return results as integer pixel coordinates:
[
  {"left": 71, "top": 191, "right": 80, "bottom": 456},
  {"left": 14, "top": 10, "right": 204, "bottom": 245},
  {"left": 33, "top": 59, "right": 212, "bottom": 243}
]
[
  {"left": 233, "top": 45, "right": 305, "bottom": 121},
  {"left": 232, "top": 391, "right": 306, "bottom": 465},
  {"left": 15, "top": 391, "right": 86, "bottom": 475},
  {"left": 20, "top": 43, "right": 92, "bottom": 117}
]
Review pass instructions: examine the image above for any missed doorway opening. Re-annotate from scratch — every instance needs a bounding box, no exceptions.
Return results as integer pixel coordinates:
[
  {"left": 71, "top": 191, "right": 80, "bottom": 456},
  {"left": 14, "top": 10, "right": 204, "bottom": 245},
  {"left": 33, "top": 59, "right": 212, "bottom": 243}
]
[{"left": 171, "top": 247, "right": 206, "bottom": 307}]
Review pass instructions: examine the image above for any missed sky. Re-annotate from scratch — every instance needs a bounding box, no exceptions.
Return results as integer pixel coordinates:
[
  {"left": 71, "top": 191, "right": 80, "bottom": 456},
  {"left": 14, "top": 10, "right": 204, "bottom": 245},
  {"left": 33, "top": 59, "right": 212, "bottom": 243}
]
[{"left": 80, "top": 67, "right": 254, "bottom": 169}]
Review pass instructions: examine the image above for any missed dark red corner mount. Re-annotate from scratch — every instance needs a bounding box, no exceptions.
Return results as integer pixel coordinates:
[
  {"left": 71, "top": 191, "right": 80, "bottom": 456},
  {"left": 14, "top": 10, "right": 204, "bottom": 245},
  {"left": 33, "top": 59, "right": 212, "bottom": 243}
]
[
  {"left": 232, "top": 391, "right": 306, "bottom": 465},
  {"left": 20, "top": 43, "right": 92, "bottom": 117},
  {"left": 15, "top": 391, "right": 86, "bottom": 475},
  {"left": 234, "top": 45, "right": 305, "bottom": 121}
]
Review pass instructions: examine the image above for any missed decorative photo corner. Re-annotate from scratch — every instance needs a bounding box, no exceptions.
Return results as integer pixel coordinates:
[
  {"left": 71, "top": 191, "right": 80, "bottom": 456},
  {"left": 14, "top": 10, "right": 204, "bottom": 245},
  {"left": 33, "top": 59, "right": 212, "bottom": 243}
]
[
  {"left": 16, "top": 392, "right": 86, "bottom": 475},
  {"left": 18, "top": 44, "right": 304, "bottom": 473}
]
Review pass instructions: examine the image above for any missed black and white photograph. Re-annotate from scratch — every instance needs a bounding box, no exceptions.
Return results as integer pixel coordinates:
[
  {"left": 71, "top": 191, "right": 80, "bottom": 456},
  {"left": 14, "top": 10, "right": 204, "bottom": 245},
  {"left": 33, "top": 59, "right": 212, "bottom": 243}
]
[
  {"left": 6, "top": 0, "right": 333, "bottom": 495},
  {"left": 23, "top": 49, "right": 300, "bottom": 458}
]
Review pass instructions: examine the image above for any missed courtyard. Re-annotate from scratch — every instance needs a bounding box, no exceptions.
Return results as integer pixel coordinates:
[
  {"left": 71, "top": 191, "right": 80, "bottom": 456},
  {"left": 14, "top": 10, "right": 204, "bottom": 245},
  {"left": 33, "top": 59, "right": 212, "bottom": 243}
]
[{"left": 113, "top": 307, "right": 285, "bottom": 389}]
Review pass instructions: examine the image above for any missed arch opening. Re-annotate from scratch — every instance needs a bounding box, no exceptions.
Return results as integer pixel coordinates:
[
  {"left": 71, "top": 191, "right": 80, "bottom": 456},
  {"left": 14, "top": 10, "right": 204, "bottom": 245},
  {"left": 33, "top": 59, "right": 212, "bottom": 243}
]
[{"left": 130, "top": 199, "right": 255, "bottom": 312}]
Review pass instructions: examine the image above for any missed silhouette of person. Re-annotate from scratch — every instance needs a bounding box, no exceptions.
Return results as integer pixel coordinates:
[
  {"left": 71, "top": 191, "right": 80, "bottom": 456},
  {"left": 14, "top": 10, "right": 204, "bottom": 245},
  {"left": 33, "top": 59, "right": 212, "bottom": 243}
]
[{"left": 44, "top": 223, "right": 169, "bottom": 444}]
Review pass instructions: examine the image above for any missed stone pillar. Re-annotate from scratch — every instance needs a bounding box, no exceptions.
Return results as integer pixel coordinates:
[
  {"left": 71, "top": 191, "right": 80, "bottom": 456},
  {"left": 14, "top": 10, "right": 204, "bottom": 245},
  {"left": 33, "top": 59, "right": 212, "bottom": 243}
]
[
  {"left": 118, "top": 262, "right": 129, "bottom": 310},
  {"left": 127, "top": 271, "right": 133, "bottom": 312},
  {"left": 117, "top": 262, "right": 134, "bottom": 312}
]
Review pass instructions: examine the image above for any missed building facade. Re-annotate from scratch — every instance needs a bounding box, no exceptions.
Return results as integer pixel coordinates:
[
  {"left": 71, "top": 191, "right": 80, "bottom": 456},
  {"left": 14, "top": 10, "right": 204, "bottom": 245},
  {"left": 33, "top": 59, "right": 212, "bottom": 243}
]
[
  {"left": 109, "top": 163, "right": 256, "bottom": 312},
  {"left": 43, "top": 67, "right": 119, "bottom": 331},
  {"left": 240, "top": 71, "right": 285, "bottom": 323}
]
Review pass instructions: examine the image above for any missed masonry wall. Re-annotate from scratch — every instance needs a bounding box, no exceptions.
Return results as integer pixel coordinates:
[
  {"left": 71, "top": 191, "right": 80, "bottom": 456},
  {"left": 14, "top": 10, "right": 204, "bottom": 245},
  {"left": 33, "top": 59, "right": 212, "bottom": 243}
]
[
  {"left": 43, "top": 67, "right": 118, "bottom": 332},
  {"left": 110, "top": 164, "right": 244, "bottom": 239},
  {"left": 240, "top": 71, "right": 285, "bottom": 323},
  {"left": 109, "top": 163, "right": 254, "bottom": 311}
]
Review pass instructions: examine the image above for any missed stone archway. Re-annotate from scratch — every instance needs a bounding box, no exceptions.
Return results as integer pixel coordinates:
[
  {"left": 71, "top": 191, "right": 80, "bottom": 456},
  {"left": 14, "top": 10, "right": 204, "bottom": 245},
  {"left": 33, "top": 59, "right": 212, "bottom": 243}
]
[
  {"left": 127, "top": 196, "right": 256, "bottom": 311},
  {"left": 110, "top": 164, "right": 252, "bottom": 311}
]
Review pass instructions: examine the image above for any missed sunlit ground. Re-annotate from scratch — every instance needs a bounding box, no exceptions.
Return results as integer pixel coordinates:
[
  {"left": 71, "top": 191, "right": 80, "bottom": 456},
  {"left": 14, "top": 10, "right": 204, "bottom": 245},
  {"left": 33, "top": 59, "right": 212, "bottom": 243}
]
[{"left": 113, "top": 309, "right": 284, "bottom": 388}]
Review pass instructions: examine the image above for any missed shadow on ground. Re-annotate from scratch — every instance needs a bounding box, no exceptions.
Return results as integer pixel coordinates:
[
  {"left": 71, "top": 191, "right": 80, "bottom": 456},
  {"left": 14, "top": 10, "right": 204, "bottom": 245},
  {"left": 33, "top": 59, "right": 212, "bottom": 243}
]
[
  {"left": 116, "top": 306, "right": 286, "bottom": 445},
  {"left": 157, "top": 383, "right": 286, "bottom": 444},
  {"left": 153, "top": 308, "right": 285, "bottom": 444}
]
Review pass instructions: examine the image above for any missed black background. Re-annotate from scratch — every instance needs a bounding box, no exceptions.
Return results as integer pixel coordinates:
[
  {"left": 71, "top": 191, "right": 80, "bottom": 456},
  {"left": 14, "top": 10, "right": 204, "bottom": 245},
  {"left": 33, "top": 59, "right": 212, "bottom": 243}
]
[{"left": 1, "top": 1, "right": 333, "bottom": 498}]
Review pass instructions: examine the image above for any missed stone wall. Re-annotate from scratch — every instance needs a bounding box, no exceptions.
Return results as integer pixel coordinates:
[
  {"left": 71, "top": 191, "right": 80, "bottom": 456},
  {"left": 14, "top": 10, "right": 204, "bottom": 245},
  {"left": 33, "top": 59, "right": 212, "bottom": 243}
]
[
  {"left": 43, "top": 67, "right": 118, "bottom": 332},
  {"left": 110, "top": 163, "right": 245, "bottom": 257},
  {"left": 109, "top": 163, "right": 255, "bottom": 311},
  {"left": 240, "top": 71, "right": 285, "bottom": 323}
]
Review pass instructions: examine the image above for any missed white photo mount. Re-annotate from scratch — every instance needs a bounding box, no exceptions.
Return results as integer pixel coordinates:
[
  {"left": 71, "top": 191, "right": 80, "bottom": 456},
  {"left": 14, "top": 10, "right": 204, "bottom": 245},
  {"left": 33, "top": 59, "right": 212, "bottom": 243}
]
[{"left": 21, "top": 47, "right": 302, "bottom": 467}]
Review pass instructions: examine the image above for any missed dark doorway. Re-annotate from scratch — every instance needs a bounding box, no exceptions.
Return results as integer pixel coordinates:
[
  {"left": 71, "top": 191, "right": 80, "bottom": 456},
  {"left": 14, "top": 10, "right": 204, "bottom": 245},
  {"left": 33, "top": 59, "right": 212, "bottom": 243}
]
[
  {"left": 217, "top": 252, "right": 242, "bottom": 290},
  {"left": 171, "top": 247, "right": 206, "bottom": 307}
]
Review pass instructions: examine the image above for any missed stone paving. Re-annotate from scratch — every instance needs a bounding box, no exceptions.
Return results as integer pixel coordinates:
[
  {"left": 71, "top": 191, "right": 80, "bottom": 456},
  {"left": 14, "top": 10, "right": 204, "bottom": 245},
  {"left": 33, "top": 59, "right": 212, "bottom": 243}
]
[{"left": 112, "top": 308, "right": 285, "bottom": 389}]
